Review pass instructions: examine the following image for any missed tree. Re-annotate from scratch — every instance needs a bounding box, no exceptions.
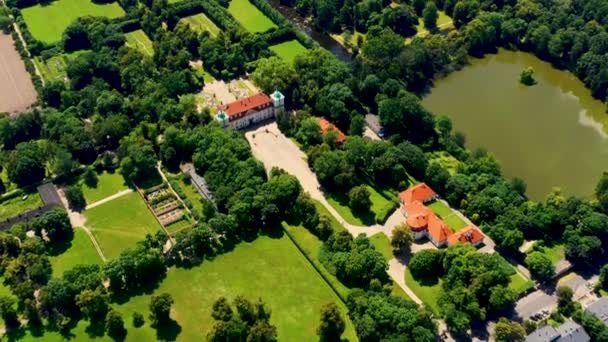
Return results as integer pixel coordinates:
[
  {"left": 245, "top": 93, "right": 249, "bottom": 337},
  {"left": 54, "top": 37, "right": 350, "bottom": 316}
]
[
  {"left": 106, "top": 310, "right": 126, "bottom": 341},
  {"left": 29, "top": 209, "right": 73, "bottom": 242},
  {"left": 251, "top": 57, "right": 297, "bottom": 94},
  {"left": 596, "top": 172, "right": 608, "bottom": 214},
  {"left": 133, "top": 312, "right": 145, "bottom": 328},
  {"left": 519, "top": 66, "right": 537, "bottom": 85},
  {"left": 65, "top": 185, "right": 86, "bottom": 211},
  {"left": 423, "top": 2, "right": 439, "bottom": 31},
  {"left": 0, "top": 295, "right": 19, "bottom": 329},
  {"left": 7, "top": 142, "right": 46, "bottom": 187},
  {"left": 76, "top": 288, "right": 109, "bottom": 321},
  {"left": 296, "top": 117, "right": 322, "bottom": 146},
  {"left": 600, "top": 264, "right": 608, "bottom": 291},
  {"left": 317, "top": 302, "right": 345, "bottom": 342},
  {"left": 409, "top": 249, "right": 443, "bottom": 283},
  {"left": 149, "top": 293, "right": 174, "bottom": 326},
  {"left": 525, "top": 252, "right": 555, "bottom": 281},
  {"left": 494, "top": 318, "right": 525, "bottom": 342},
  {"left": 556, "top": 285, "right": 575, "bottom": 315},
  {"left": 83, "top": 168, "right": 99, "bottom": 188},
  {"left": 212, "top": 297, "right": 233, "bottom": 322},
  {"left": 348, "top": 185, "right": 372, "bottom": 213},
  {"left": 425, "top": 162, "right": 450, "bottom": 194},
  {"left": 391, "top": 223, "right": 413, "bottom": 255}
]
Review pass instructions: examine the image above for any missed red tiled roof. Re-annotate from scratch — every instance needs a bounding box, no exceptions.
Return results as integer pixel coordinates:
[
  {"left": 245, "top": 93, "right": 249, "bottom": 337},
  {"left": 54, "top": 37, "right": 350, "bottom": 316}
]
[
  {"left": 319, "top": 117, "right": 346, "bottom": 144},
  {"left": 447, "top": 225, "right": 484, "bottom": 246},
  {"left": 220, "top": 93, "right": 272, "bottom": 118},
  {"left": 402, "top": 202, "right": 432, "bottom": 231},
  {"left": 427, "top": 214, "right": 453, "bottom": 243},
  {"left": 399, "top": 183, "right": 437, "bottom": 204}
]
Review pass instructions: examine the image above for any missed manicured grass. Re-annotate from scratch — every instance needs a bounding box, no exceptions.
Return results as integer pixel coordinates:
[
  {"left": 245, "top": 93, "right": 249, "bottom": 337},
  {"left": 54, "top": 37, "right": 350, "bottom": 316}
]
[
  {"left": 0, "top": 191, "right": 43, "bottom": 221},
  {"left": 114, "top": 235, "right": 357, "bottom": 341},
  {"left": 369, "top": 233, "right": 393, "bottom": 260},
  {"left": 227, "top": 0, "right": 277, "bottom": 33},
  {"left": 21, "top": 0, "right": 125, "bottom": 43},
  {"left": 416, "top": 10, "right": 452, "bottom": 33},
  {"left": 165, "top": 218, "right": 193, "bottom": 234},
  {"left": 404, "top": 268, "right": 442, "bottom": 315},
  {"left": 428, "top": 200, "right": 468, "bottom": 231},
  {"left": 326, "top": 184, "right": 396, "bottom": 226},
  {"left": 85, "top": 192, "right": 161, "bottom": 260},
  {"left": 80, "top": 171, "right": 128, "bottom": 204},
  {"left": 509, "top": 272, "right": 534, "bottom": 296},
  {"left": 49, "top": 228, "right": 102, "bottom": 277},
  {"left": 180, "top": 13, "right": 220, "bottom": 36},
  {"left": 269, "top": 40, "right": 308, "bottom": 64},
  {"left": 531, "top": 243, "right": 565, "bottom": 265},
  {"left": 125, "top": 30, "right": 154, "bottom": 57}
]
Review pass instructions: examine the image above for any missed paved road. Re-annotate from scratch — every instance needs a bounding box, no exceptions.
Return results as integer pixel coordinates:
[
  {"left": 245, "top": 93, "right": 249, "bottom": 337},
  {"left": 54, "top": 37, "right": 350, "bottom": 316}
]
[{"left": 515, "top": 290, "right": 557, "bottom": 320}]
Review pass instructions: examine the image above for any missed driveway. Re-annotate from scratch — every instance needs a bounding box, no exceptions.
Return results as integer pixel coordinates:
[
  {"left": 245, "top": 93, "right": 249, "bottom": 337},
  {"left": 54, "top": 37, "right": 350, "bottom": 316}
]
[{"left": 515, "top": 289, "right": 557, "bottom": 320}]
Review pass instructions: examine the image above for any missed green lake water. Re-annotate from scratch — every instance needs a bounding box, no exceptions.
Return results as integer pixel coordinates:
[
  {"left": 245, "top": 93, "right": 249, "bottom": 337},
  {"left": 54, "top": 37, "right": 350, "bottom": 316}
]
[{"left": 422, "top": 49, "right": 608, "bottom": 200}]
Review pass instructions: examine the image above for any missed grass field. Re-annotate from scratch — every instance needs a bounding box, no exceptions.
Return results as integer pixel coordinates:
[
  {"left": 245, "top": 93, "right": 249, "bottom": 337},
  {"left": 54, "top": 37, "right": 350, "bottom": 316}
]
[
  {"left": 404, "top": 268, "right": 442, "bottom": 315},
  {"left": 80, "top": 171, "right": 129, "bottom": 204},
  {"left": 227, "top": 0, "right": 277, "bottom": 33},
  {"left": 509, "top": 272, "right": 535, "bottom": 296},
  {"left": 369, "top": 233, "right": 393, "bottom": 260},
  {"left": 85, "top": 192, "right": 161, "bottom": 260},
  {"left": 326, "top": 184, "right": 396, "bottom": 226},
  {"left": 179, "top": 13, "right": 220, "bottom": 36},
  {"left": 125, "top": 30, "right": 154, "bottom": 57},
  {"left": 428, "top": 201, "right": 467, "bottom": 231},
  {"left": 21, "top": 0, "right": 125, "bottom": 43},
  {"left": 530, "top": 243, "right": 565, "bottom": 265},
  {"left": 113, "top": 235, "right": 357, "bottom": 341},
  {"left": 49, "top": 228, "right": 102, "bottom": 277},
  {"left": 0, "top": 191, "right": 43, "bottom": 221},
  {"left": 269, "top": 40, "right": 308, "bottom": 64}
]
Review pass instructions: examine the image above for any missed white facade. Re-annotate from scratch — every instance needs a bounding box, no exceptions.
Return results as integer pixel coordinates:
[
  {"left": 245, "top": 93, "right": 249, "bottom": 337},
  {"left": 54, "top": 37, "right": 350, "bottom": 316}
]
[{"left": 225, "top": 106, "right": 275, "bottom": 129}]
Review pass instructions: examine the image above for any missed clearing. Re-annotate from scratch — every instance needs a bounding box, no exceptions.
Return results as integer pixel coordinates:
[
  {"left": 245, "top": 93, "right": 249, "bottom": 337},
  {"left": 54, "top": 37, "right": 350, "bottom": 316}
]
[
  {"left": 404, "top": 268, "right": 442, "bottom": 315},
  {"left": 326, "top": 184, "right": 396, "bottom": 226},
  {"left": 428, "top": 200, "right": 467, "bottom": 231},
  {"left": 33, "top": 50, "right": 87, "bottom": 83},
  {"left": 85, "top": 192, "right": 161, "bottom": 259},
  {"left": 0, "top": 191, "right": 43, "bottom": 221},
  {"left": 179, "top": 13, "right": 220, "bottom": 36},
  {"left": 21, "top": 0, "right": 125, "bottom": 43},
  {"left": 529, "top": 243, "right": 565, "bottom": 265},
  {"left": 0, "top": 34, "right": 37, "bottom": 114},
  {"left": 369, "top": 233, "right": 393, "bottom": 260},
  {"left": 80, "top": 170, "right": 129, "bottom": 204},
  {"left": 269, "top": 40, "right": 308, "bottom": 64},
  {"left": 49, "top": 227, "right": 103, "bottom": 277},
  {"left": 125, "top": 30, "right": 154, "bottom": 56},
  {"left": 227, "top": 0, "right": 277, "bottom": 33}
]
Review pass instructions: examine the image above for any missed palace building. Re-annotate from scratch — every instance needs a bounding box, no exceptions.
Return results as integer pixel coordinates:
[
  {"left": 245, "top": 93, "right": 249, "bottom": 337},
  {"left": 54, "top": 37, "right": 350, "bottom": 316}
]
[{"left": 215, "top": 90, "right": 285, "bottom": 129}]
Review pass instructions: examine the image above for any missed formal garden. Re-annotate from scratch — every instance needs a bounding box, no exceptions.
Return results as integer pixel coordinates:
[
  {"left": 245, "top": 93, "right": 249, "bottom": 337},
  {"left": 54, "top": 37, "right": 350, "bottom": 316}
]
[
  {"left": 269, "top": 40, "right": 308, "bottom": 64},
  {"left": 227, "top": 0, "right": 276, "bottom": 33}
]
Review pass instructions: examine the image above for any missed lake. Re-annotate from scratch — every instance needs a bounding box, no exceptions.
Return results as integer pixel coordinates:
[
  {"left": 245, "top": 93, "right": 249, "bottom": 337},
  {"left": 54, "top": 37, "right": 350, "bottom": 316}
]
[{"left": 422, "top": 49, "right": 608, "bottom": 200}]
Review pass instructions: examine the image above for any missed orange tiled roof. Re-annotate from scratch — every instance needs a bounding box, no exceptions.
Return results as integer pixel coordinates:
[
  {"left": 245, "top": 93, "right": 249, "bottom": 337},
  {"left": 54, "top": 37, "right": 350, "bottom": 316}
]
[
  {"left": 319, "top": 117, "right": 346, "bottom": 143},
  {"left": 447, "top": 225, "right": 484, "bottom": 246},
  {"left": 399, "top": 183, "right": 437, "bottom": 204},
  {"left": 402, "top": 202, "right": 432, "bottom": 231},
  {"left": 220, "top": 93, "right": 272, "bottom": 117},
  {"left": 427, "top": 214, "right": 453, "bottom": 243}
]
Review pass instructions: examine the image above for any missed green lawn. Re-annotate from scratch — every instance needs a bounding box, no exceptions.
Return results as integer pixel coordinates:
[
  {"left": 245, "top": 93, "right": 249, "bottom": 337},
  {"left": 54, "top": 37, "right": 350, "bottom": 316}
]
[
  {"left": 227, "top": 0, "right": 277, "bottom": 33},
  {"left": 416, "top": 10, "right": 452, "bottom": 33},
  {"left": 0, "top": 191, "right": 43, "bottom": 222},
  {"left": 33, "top": 50, "right": 87, "bottom": 83},
  {"left": 49, "top": 228, "right": 103, "bottom": 277},
  {"left": 369, "top": 233, "right": 393, "bottom": 260},
  {"left": 125, "top": 30, "right": 154, "bottom": 57},
  {"left": 428, "top": 200, "right": 468, "bottom": 231},
  {"left": 113, "top": 235, "right": 357, "bottom": 341},
  {"left": 326, "top": 184, "right": 396, "bottom": 226},
  {"left": 269, "top": 40, "right": 308, "bottom": 64},
  {"left": 21, "top": 0, "right": 125, "bottom": 43},
  {"left": 80, "top": 171, "right": 129, "bottom": 204},
  {"left": 404, "top": 268, "right": 442, "bottom": 315},
  {"left": 531, "top": 243, "right": 565, "bottom": 265},
  {"left": 509, "top": 272, "right": 534, "bottom": 297},
  {"left": 85, "top": 192, "right": 161, "bottom": 260},
  {"left": 179, "top": 13, "right": 220, "bottom": 36},
  {"left": 178, "top": 178, "right": 204, "bottom": 214}
]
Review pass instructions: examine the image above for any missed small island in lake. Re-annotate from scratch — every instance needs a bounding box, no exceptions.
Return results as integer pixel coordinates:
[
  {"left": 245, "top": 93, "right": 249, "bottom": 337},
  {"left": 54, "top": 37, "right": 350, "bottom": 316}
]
[{"left": 519, "top": 66, "right": 537, "bottom": 86}]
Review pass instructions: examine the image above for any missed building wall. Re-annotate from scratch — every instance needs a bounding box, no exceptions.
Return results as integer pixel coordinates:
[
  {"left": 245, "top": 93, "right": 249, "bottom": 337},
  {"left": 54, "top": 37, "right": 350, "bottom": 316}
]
[
  {"left": 412, "top": 230, "right": 427, "bottom": 240},
  {"left": 228, "top": 106, "right": 274, "bottom": 129}
]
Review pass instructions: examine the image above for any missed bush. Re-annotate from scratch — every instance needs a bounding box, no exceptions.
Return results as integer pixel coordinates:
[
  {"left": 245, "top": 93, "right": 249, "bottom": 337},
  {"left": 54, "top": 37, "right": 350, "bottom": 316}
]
[
  {"left": 409, "top": 249, "right": 443, "bottom": 284},
  {"left": 65, "top": 185, "right": 86, "bottom": 211},
  {"left": 132, "top": 312, "right": 144, "bottom": 328},
  {"left": 83, "top": 168, "right": 99, "bottom": 188}
]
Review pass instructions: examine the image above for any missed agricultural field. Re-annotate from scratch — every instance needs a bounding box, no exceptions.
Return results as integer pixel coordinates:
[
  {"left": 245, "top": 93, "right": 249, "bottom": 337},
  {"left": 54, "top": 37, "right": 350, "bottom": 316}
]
[
  {"left": 0, "top": 191, "right": 43, "bottom": 221},
  {"left": 49, "top": 227, "right": 102, "bottom": 277},
  {"left": 269, "top": 40, "right": 308, "bottom": 64},
  {"left": 85, "top": 192, "right": 161, "bottom": 259},
  {"left": 80, "top": 170, "right": 128, "bottom": 204},
  {"left": 125, "top": 30, "right": 154, "bottom": 57},
  {"left": 428, "top": 200, "right": 467, "bottom": 231},
  {"left": 33, "top": 50, "right": 87, "bottom": 83},
  {"left": 179, "top": 13, "right": 220, "bottom": 36},
  {"left": 326, "top": 184, "right": 396, "bottom": 226},
  {"left": 0, "top": 34, "right": 37, "bottom": 114},
  {"left": 227, "top": 0, "right": 277, "bottom": 33},
  {"left": 21, "top": 0, "right": 125, "bottom": 43}
]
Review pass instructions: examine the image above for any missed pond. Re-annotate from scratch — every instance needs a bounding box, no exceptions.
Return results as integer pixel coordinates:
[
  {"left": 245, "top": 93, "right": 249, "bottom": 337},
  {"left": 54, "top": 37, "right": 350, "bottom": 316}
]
[{"left": 422, "top": 49, "right": 608, "bottom": 200}]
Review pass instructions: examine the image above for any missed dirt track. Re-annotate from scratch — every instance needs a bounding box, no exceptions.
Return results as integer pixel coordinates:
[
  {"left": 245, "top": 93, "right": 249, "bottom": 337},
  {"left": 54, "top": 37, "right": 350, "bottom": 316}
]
[{"left": 0, "top": 34, "right": 37, "bottom": 114}]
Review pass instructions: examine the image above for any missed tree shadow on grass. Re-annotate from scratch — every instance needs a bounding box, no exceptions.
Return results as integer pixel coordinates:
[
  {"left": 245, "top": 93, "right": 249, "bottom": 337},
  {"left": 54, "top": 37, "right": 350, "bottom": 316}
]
[
  {"left": 326, "top": 192, "right": 376, "bottom": 225},
  {"left": 155, "top": 319, "right": 182, "bottom": 341},
  {"left": 85, "top": 319, "right": 106, "bottom": 338},
  {"left": 47, "top": 229, "right": 75, "bottom": 256}
]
